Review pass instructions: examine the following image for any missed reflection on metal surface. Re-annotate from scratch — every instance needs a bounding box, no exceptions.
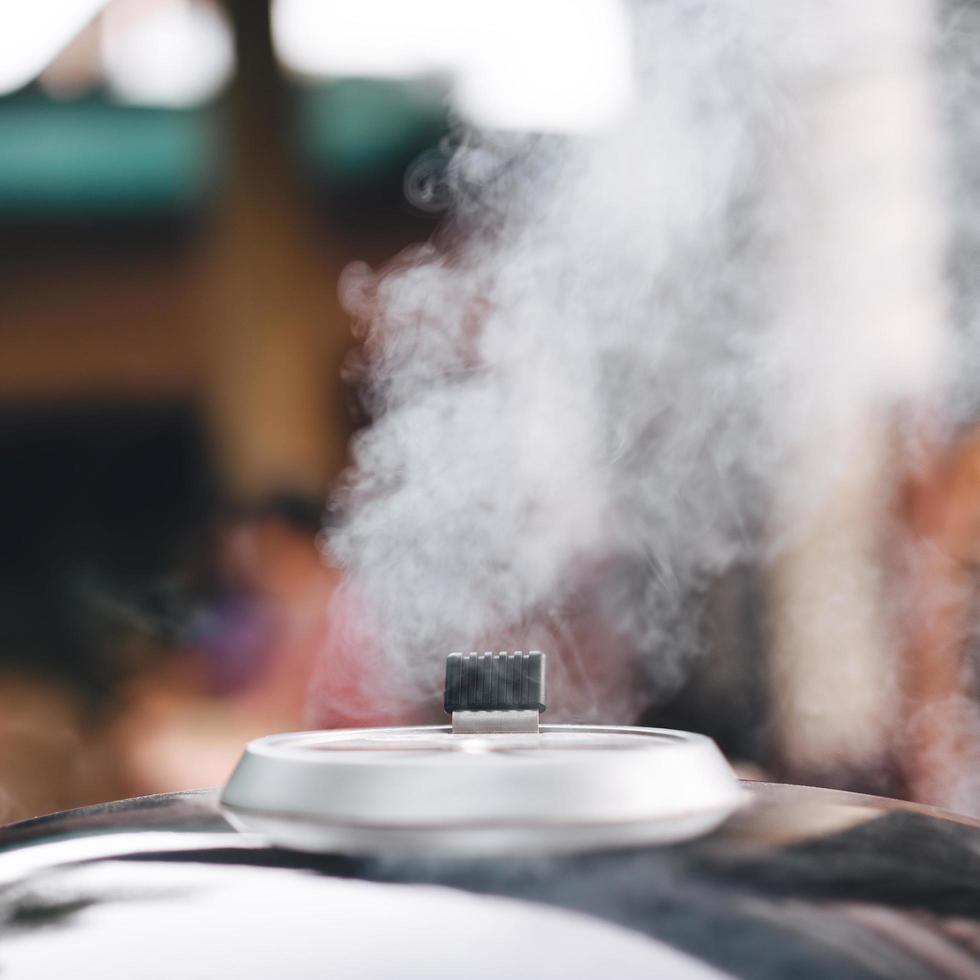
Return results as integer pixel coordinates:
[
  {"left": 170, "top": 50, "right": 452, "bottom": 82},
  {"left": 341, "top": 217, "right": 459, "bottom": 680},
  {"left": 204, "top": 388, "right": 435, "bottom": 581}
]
[
  {"left": 0, "top": 833, "right": 263, "bottom": 888},
  {"left": 0, "top": 862, "right": 730, "bottom": 980},
  {"left": 0, "top": 782, "right": 979, "bottom": 978}
]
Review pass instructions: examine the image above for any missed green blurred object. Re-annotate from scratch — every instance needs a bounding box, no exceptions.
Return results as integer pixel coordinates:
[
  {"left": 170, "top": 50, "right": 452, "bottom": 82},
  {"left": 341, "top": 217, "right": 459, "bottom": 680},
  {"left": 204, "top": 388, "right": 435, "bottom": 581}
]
[
  {"left": 0, "top": 91, "right": 222, "bottom": 216},
  {"left": 295, "top": 77, "right": 448, "bottom": 188}
]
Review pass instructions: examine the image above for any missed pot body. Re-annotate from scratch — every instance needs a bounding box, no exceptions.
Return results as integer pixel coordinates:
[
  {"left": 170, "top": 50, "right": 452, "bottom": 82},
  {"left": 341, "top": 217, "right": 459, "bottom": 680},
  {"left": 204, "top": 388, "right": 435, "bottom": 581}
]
[{"left": 0, "top": 782, "right": 979, "bottom": 979}]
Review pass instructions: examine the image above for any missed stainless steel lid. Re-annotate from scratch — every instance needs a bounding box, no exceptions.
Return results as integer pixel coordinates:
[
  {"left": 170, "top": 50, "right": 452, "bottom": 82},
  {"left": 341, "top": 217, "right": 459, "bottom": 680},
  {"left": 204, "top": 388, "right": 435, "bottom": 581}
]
[{"left": 220, "top": 653, "right": 744, "bottom": 854}]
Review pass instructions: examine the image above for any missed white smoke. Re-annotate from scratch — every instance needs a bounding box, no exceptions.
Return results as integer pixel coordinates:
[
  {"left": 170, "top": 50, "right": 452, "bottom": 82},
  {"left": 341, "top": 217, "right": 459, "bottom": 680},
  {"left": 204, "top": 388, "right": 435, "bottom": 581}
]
[
  {"left": 943, "top": 0, "right": 980, "bottom": 422},
  {"left": 322, "top": 0, "right": 978, "bottom": 730}
]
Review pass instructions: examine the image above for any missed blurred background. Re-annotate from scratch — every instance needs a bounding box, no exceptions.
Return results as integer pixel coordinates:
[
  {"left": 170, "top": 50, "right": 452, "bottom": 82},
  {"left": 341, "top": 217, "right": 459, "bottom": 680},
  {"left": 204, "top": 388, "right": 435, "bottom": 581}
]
[
  {"left": 2, "top": 0, "right": 980, "bottom": 822},
  {"left": 0, "top": 0, "right": 453, "bottom": 815}
]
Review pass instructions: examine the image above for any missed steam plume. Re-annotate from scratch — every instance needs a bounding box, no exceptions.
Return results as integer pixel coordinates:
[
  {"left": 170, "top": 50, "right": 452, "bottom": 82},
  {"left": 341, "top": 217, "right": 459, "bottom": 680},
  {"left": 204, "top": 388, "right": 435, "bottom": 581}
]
[{"left": 321, "top": 0, "right": 977, "bottom": 731}]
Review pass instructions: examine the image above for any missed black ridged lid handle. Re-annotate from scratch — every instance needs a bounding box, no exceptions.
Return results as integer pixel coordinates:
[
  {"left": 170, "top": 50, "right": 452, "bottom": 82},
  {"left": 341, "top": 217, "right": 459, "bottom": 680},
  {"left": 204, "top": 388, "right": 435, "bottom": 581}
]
[{"left": 444, "top": 651, "right": 546, "bottom": 714}]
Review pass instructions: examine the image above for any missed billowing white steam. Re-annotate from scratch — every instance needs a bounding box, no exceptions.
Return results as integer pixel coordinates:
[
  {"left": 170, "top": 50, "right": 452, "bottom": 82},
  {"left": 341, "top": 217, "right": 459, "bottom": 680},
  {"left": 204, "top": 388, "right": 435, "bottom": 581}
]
[
  {"left": 944, "top": 0, "right": 980, "bottom": 422},
  {"left": 322, "top": 0, "right": 978, "bottom": 729}
]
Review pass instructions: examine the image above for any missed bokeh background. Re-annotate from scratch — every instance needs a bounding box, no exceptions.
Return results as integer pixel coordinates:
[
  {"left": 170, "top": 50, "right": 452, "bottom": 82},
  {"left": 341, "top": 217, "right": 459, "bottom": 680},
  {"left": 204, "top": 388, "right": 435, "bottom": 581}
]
[
  {"left": 2, "top": 0, "right": 980, "bottom": 822},
  {"left": 0, "top": 0, "right": 452, "bottom": 815}
]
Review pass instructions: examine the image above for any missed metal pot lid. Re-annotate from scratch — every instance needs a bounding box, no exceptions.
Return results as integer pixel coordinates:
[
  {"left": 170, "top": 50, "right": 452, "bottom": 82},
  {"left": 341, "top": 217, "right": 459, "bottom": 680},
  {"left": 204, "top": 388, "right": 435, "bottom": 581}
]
[{"left": 220, "top": 653, "right": 744, "bottom": 854}]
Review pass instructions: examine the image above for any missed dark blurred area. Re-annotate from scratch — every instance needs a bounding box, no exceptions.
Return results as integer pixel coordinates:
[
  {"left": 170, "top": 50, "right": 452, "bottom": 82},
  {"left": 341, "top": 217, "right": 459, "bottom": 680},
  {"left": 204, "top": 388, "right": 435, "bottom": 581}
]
[{"left": 1, "top": 403, "right": 209, "bottom": 699}]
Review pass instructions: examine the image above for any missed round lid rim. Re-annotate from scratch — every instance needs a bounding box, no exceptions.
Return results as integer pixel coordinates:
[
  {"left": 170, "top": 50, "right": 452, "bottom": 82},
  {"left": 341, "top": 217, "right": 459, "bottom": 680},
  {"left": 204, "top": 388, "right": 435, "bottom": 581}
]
[
  {"left": 220, "top": 724, "right": 743, "bottom": 835},
  {"left": 239, "top": 724, "right": 712, "bottom": 763}
]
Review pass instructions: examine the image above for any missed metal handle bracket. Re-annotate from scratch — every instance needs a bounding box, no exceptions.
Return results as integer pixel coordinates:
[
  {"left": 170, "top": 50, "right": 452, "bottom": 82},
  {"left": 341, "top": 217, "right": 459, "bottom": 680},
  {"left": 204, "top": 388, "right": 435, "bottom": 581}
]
[{"left": 444, "top": 651, "right": 546, "bottom": 735}]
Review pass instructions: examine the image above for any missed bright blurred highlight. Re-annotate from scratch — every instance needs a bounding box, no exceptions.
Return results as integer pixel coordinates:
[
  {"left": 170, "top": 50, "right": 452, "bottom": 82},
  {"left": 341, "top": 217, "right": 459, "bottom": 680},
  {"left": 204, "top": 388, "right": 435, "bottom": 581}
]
[
  {"left": 271, "top": 0, "right": 633, "bottom": 132},
  {"left": 0, "top": 0, "right": 108, "bottom": 96},
  {"left": 102, "top": 0, "right": 234, "bottom": 108}
]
